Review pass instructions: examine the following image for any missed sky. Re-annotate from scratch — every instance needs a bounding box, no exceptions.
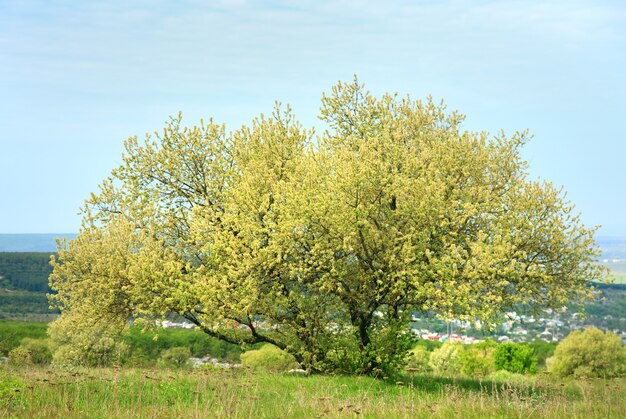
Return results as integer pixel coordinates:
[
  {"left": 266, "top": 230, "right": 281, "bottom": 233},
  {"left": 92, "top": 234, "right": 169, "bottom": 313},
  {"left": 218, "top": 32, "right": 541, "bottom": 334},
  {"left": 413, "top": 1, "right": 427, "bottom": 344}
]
[{"left": 0, "top": 0, "right": 625, "bottom": 236}]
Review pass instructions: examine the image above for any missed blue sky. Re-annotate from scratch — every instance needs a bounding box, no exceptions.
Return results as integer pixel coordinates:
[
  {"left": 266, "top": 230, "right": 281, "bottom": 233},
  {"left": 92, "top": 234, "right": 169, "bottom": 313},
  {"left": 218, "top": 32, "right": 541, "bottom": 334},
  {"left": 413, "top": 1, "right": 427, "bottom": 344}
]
[{"left": 1, "top": 0, "right": 625, "bottom": 236}]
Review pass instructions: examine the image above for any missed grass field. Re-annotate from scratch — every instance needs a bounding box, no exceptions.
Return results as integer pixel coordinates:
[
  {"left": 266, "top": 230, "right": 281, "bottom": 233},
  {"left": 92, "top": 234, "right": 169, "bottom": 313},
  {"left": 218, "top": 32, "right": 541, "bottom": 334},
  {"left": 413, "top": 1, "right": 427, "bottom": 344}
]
[
  {"left": 604, "top": 260, "right": 626, "bottom": 284},
  {"left": 1, "top": 366, "right": 625, "bottom": 418}
]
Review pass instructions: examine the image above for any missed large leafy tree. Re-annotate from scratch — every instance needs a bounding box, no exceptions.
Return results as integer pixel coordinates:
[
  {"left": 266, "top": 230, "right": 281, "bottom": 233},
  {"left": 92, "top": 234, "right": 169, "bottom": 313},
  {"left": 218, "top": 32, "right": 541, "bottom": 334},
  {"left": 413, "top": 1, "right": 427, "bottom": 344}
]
[{"left": 50, "top": 79, "right": 603, "bottom": 374}]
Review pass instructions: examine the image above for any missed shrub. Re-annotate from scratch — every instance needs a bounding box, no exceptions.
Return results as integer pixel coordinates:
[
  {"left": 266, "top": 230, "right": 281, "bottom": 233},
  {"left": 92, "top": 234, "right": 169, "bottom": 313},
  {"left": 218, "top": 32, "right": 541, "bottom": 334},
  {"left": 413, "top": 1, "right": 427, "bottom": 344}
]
[
  {"left": 412, "top": 339, "right": 443, "bottom": 352},
  {"left": 548, "top": 327, "right": 626, "bottom": 378},
  {"left": 527, "top": 340, "right": 557, "bottom": 369},
  {"left": 320, "top": 336, "right": 362, "bottom": 375},
  {"left": 51, "top": 335, "right": 130, "bottom": 367},
  {"left": 494, "top": 343, "right": 537, "bottom": 374},
  {"left": 23, "top": 338, "right": 51, "bottom": 365},
  {"left": 8, "top": 338, "right": 51, "bottom": 366},
  {"left": 127, "top": 326, "right": 242, "bottom": 362},
  {"left": 406, "top": 345, "right": 431, "bottom": 373},
  {"left": 240, "top": 344, "right": 299, "bottom": 373},
  {"left": 48, "top": 313, "right": 129, "bottom": 367},
  {"left": 8, "top": 346, "right": 32, "bottom": 366},
  {"left": 125, "top": 348, "right": 154, "bottom": 368},
  {"left": 460, "top": 340, "right": 496, "bottom": 378},
  {"left": 158, "top": 346, "right": 192, "bottom": 369},
  {"left": 428, "top": 341, "right": 463, "bottom": 376}
]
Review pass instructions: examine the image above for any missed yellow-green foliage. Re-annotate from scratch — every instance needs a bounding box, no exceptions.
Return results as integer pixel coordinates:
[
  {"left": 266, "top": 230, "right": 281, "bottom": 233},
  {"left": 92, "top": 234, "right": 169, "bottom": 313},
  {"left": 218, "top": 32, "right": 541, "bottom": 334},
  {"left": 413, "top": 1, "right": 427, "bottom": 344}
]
[
  {"left": 49, "top": 78, "right": 604, "bottom": 375},
  {"left": 7, "top": 346, "right": 32, "bottom": 366},
  {"left": 460, "top": 340, "right": 496, "bottom": 378},
  {"left": 429, "top": 342, "right": 463, "bottom": 376},
  {"left": 240, "top": 344, "right": 299, "bottom": 372},
  {"left": 406, "top": 345, "right": 431, "bottom": 373},
  {"left": 48, "top": 312, "right": 129, "bottom": 367},
  {"left": 7, "top": 338, "right": 51, "bottom": 366},
  {"left": 158, "top": 346, "right": 192, "bottom": 369},
  {"left": 548, "top": 327, "right": 626, "bottom": 378}
]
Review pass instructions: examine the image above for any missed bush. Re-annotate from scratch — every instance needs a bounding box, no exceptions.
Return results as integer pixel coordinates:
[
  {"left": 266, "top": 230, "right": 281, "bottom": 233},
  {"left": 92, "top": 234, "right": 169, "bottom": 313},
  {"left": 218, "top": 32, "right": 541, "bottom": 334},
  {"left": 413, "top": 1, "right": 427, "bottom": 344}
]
[
  {"left": 158, "top": 346, "right": 192, "bottom": 369},
  {"left": 127, "top": 326, "right": 242, "bottom": 362},
  {"left": 527, "top": 340, "right": 557, "bottom": 369},
  {"left": 240, "top": 344, "right": 299, "bottom": 373},
  {"left": 412, "top": 339, "right": 443, "bottom": 352},
  {"left": 460, "top": 340, "right": 496, "bottom": 378},
  {"left": 8, "top": 346, "right": 32, "bottom": 366},
  {"left": 8, "top": 338, "right": 51, "bottom": 366},
  {"left": 125, "top": 348, "right": 154, "bottom": 368},
  {"left": 406, "top": 345, "right": 431, "bottom": 373},
  {"left": 548, "top": 327, "right": 626, "bottom": 378},
  {"left": 21, "top": 338, "right": 51, "bottom": 365},
  {"left": 494, "top": 343, "right": 537, "bottom": 374},
  {"left": 48, "top": 313, "right": 130, "bottom": 367},
  {"left": 428, "top": 341, "right": 463, "bottom": 376}
]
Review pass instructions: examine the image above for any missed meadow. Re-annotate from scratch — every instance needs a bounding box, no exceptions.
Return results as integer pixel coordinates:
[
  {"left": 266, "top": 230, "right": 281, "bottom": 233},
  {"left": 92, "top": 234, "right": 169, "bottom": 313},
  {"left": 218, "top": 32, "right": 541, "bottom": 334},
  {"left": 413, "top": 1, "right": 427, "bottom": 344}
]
[
  {"left": 605, "top": 260, "right": 626, "bottom": 284},
  {"left": 1, "top": 366, "right": 625, "bottom": 418}
]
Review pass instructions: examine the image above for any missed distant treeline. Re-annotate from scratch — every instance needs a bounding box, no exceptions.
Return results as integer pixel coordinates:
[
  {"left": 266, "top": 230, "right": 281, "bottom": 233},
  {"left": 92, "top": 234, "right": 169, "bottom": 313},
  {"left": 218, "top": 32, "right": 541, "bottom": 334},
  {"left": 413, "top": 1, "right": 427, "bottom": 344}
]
[
  {"left": 0, "top": 252, "right": 625, "bottom": 326},
  {"left": 0, "top": 252, "right": 57, "bottom": 320},
  {"left": 0, "top": 291, "right": 55, "bottom": 316},
  {"left": 0, "top": 252, "right": 52, "bottom": 292},
  {"left": 0, "top": 252, "right": 53, "bottom": 292},
  {"left": 593, "top": 281, "right": 626, "bottom": 291},
  {"left": 2, "top": 251, "right": 625, "bottom": 296}
]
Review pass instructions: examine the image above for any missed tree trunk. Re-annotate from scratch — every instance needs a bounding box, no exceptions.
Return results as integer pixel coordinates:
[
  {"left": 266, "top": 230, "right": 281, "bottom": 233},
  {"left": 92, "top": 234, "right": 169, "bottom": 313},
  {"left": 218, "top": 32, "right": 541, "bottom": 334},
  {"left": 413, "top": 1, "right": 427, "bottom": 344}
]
[{"left": 352, "top": 311, "right": 378, "bottom": 375}]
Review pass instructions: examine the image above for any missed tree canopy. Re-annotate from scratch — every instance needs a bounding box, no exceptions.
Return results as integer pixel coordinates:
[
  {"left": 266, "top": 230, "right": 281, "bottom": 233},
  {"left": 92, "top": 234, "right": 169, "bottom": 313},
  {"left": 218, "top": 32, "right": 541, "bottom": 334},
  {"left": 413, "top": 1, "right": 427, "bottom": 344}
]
[{"left": 49, "top": 79, "right": 604, "bottom": 374}]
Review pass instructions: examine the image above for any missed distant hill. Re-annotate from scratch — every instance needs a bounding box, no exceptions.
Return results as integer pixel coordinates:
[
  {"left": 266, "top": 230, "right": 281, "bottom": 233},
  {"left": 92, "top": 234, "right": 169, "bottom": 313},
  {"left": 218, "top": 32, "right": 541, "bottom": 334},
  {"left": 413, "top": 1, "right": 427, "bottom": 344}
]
[
  {"left": 0, "top": 234, "right": 76, "bottom": 252},
  {"left": 0, "top": 252, "right": 58, "bottom": 320}
]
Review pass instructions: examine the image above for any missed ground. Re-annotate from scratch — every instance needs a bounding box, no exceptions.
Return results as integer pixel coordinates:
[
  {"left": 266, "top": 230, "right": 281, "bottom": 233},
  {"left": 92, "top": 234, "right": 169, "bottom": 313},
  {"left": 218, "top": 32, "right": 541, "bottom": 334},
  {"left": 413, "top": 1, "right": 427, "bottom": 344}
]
[{"left": 2, "top": 366, "right": 625, "bottom": 418}]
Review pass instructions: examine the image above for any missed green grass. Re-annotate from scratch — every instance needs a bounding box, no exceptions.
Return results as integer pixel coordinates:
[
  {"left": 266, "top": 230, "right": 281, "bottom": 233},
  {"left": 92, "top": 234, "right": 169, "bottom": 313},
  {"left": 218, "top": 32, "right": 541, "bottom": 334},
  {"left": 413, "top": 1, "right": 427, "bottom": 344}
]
[
  {"left": 608, "top": 274, "right": 626, "bottom": 285},
  {"left": 1, "top": 366, "right": 625, "bottom": 418},
  {"left": 0, "top": 320, "right": 47, "bottom": 356},
  {"left": 603, "top": 260, "right": 626, "bottom": 284}
]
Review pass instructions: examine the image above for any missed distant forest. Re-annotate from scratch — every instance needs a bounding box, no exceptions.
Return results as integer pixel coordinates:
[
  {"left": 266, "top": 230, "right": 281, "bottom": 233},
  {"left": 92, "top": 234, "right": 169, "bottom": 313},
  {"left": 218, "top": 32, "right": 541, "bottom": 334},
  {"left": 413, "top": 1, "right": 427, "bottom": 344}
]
[
  {"left": 0, "top": 253, "right": 57, "bottom": 320},
  {"left": 0, "top": 253, "right": 53, "bottom": 292}
]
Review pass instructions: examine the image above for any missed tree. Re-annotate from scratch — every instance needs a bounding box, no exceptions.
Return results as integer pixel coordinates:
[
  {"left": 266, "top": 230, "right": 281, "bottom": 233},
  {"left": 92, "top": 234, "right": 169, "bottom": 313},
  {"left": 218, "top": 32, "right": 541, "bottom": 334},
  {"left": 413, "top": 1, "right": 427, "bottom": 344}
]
[
  {"left": 548, "top": 327, "right": 626, "bottom": 378},
  {"left": 49, "top": 78, "right": 604, "bottom": 375}
]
